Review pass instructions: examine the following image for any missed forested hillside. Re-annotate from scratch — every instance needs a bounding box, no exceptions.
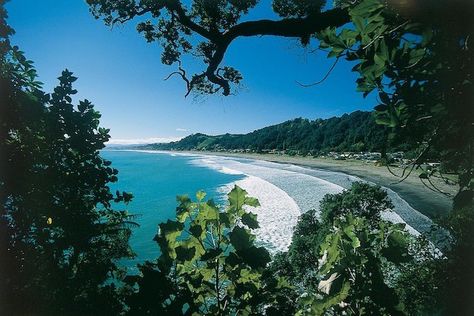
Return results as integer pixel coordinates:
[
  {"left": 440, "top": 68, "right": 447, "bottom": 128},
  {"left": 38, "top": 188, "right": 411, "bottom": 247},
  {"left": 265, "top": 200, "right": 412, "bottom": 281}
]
[{"left": 142, "top": 111, "right": 396, "bottom": 155}]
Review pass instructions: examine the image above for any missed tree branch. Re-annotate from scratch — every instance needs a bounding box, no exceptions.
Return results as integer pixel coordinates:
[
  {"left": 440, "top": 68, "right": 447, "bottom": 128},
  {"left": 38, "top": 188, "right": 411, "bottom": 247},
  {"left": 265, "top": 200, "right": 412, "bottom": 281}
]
[
  {"left": 169, "top": 4, "right": 350, "bottom": 96},
  {"left": 296, "top": 56, "right": 341, "bottom": 87},
  {"left": 164, "top": 61, "right": 192, "bottom": 97},
  {"left": 211, "top": 8, "right": 349, "bottom": 95},
  {"left": 167, "top": 0, "right": 220, "bottom": 42},
  {"left": 223, "top": 8, "right": 349, "bottom": 41}
]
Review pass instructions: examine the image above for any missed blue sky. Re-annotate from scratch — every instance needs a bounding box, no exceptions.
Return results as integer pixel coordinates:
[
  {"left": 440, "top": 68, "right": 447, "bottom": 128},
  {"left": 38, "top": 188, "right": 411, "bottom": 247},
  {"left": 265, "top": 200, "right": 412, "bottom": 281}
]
[{"left": 6, "top": 0, "right": 376, "bottom": 143}]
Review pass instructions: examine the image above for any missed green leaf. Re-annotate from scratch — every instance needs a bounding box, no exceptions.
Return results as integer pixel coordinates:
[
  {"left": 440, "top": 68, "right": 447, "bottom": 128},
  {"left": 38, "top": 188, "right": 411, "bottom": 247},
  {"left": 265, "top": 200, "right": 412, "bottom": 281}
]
[
  {"left": 228, "top": 185, "right": 248, "bottom": 212},
  {"left": 196, "top": 190, "right": 206, "bottom": 201},
  {"left": 237, "top": 246, "right": 271, "bottom": 269},
  {"left": 244, "top": 196, "right": 260, "bottom": 207},
  {"left": 352, "top": 15, "right": 365, "bottom": 32},
  {"left": 312, "top": 281, "right": 351, "bottom": 315},
  {"left": 229, "top": 226, "right": 253, "bottom": 251},
  {"left": 189, "top": 224, "right": 203, "bottom": 238},
  {"left": 374, "top": 53, "right": 385, "bottom": 66},
  {"left": 196, "top": 202, "right": 219, "bottom": 222},
  {"left": 176, "top": 245, "right": 196, "bottom": 262},
  {"left": 319, "top": 232, "right": 342, "bottom": 274},
  {"left": 408, "top": 48, "right": 425, "bottom": 66},
  {"left": 350, "top": 0, "right": 384, "bottom": 18},
  {"left": 201, "top": 248, "right": 223, "bottom": 261},
  {"left": 343, "top": 224, "right": 361, "bottom": 249},
  {"left": 241, "top": 212, "right": 259, "bottom": 229}
]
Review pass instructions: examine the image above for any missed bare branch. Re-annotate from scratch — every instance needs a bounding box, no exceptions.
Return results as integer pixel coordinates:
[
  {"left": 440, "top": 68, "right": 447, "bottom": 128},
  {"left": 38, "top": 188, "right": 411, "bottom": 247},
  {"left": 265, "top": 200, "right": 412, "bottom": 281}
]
[
  {"left": 390, "top": 130, "right": 437, "bottom": 184},
  {"left": 420, "top": 176, "right": 453, "bottom": 197},
  {"left": 296, "top": 57, "right": 340, "bottom": 87},
  {"left": 164, "top": 61, "right": 192, "bottom": 97}
]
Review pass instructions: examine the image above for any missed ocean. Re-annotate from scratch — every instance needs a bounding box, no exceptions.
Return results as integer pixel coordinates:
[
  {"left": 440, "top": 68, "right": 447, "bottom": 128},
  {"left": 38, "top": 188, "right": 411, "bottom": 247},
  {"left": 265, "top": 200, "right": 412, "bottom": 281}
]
[{"left": 102, "top": 150, "right": 432, "bottom": 271}]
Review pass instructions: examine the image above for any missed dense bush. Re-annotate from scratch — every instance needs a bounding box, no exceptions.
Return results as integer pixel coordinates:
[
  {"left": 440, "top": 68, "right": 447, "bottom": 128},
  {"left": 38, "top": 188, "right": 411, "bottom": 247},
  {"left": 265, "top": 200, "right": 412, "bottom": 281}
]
[{"left": 0, "top": 12, "right": 135, "bottom": 314}]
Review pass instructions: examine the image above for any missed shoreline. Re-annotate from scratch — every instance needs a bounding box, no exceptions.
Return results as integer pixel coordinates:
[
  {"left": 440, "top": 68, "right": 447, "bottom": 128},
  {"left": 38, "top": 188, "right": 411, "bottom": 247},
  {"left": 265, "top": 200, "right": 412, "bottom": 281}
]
[{"left": 177, "top": 150, "right": 456, "bottom": 220}]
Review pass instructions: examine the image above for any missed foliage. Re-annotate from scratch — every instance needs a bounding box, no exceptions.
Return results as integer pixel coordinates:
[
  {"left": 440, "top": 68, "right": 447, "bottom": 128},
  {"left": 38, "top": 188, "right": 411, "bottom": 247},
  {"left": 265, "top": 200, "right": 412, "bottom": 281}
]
[
  {"left": 87, "top": 0, "right": 349, "bottom": 96},
  {"left": 319, "top": 181, "right": 393, "bottom": 225},
  {"left": 141, "top": 111, "right": 396, "bottom": 155},
  {"left": 317, "top": 0, "right": 473, "bottom": 195},
  {"left": 314, "top": 1, "right": 474, "bottom": 313},
  {"left": 435, "top": 203, "right": 474, "bottom": 314},
  {"left": 0, "top": 9, "right": 135, "bottom": 314},
  {"left": 124, "top": 186, "right": 290, "bottom": 315},
  {"left": 301, "top": 215, "right": 410, "bottom": 315},
  {"left": 270, "top": 183, "right": 416, "bottom": 315}
]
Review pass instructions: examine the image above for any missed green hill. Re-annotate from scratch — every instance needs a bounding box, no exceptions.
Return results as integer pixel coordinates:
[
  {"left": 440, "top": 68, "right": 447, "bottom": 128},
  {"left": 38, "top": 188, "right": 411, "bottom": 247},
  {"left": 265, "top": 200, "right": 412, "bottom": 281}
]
[{"left": 141, "top": 111, "right": 396, "bottom": 155}]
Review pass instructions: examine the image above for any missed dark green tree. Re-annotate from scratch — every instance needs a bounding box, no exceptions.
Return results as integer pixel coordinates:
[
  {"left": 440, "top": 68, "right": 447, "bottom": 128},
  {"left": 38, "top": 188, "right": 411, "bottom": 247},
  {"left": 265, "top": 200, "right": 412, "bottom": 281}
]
[
  {"left": 0, "top": 5, "right": 136, "bottom": 314},
  {"left": 143, "top": 111, "right": 393, "bottom": 154}
]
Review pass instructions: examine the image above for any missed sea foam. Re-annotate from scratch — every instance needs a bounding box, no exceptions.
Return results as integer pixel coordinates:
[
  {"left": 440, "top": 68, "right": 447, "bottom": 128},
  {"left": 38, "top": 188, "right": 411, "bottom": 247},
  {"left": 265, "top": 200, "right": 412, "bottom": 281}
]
[
  {"left": 189, "top": 155, "right": 426, "bottom": 244},
  {"left": 221, "top": 175, "right": 301, "bottom": 253}
]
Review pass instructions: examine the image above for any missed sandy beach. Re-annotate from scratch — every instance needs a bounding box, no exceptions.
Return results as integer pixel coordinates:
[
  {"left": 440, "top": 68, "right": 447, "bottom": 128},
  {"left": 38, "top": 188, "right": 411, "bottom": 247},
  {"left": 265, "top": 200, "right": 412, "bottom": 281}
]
[{"left": 183, "top": 151, "right": 457, "bottom": 220}]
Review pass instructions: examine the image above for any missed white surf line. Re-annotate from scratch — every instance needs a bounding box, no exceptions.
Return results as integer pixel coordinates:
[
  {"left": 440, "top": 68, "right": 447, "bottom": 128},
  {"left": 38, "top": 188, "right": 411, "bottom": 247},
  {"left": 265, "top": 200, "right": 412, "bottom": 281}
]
[
  {"left": 219, "top": 175, "right": 301, "bottom": 253},
  {"left": 191, "top": 155, "right": 422, "bottom": 236},
  {"left": 254, "top": 161, "right": 431, "bottom": 235},
  {"left": 189, "top": 155, "right": 343, "bottom": 212}
]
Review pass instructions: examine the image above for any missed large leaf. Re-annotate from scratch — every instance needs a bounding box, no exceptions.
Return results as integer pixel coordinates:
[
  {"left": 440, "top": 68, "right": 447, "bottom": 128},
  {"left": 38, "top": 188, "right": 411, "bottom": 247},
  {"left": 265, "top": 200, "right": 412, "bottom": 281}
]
[
  {"left": 228, "top": 185, "right": 248, "bottom": 212},
  {"left": 229, "top": 226, "right": 253, "bottom": 251},
  {"left": 237, "top": 246, "right": 271, "bottom": 269},
  {"left": 176, "top": 245, "right": 196, "bottom": 262},
  {"left": 241, "top": 212, "right": 259, "bottom": 229}
]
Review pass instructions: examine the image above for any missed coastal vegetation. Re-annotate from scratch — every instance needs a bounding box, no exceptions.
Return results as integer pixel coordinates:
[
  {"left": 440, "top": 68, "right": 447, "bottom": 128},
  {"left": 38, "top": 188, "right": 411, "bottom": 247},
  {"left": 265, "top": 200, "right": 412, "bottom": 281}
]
[
  {"left": 138, "top": 111, "right": 397, "bottom": 155},
  {"left": 1, "top": 0, "right": 473, "bottom": 315},
  {"left": 124, "top": 186, "right": 275, "bottom": 315},
  {"left": 0, "top": 8, "right": 135, "bottom": 314}
]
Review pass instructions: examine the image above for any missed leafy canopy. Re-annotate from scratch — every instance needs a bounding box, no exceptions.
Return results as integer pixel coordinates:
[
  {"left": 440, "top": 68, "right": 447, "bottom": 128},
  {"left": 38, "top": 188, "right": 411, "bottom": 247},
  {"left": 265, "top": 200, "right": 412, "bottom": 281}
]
[{"left": 271, "top": 183, "right": 416, "bottom": 315}]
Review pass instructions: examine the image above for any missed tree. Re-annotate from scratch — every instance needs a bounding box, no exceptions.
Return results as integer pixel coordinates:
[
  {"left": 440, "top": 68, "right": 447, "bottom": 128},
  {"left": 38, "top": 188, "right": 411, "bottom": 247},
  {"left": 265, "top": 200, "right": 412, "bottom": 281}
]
[
  {"left": 87, "top": 0, "right": 350, "bottom": 96},
  {"left": 0, "top": 5, "right": 136, "bottom": 314},
  {"left": 271, "top": 183, "right": 415, "bottom": 315},
  {"left": 124, "top": 186, "right": 290, "bottom": 315}
]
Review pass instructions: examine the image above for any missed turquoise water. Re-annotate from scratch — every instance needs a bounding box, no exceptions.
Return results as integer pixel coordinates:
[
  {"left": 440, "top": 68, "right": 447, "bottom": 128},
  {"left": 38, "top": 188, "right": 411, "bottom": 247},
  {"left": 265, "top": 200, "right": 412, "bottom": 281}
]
[{"left": 101, "top": 150, "right": 244, "bottom": 269}]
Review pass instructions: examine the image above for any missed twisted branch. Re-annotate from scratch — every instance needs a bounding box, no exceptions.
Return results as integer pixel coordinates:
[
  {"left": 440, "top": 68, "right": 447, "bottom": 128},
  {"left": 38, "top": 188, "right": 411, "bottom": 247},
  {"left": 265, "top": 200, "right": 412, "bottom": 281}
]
[
  {"left": 165, "top": 1, "right": 350, "bottom": 95},
  {"left": 164, "top": 61, "right": 192, "bottom": 97}
]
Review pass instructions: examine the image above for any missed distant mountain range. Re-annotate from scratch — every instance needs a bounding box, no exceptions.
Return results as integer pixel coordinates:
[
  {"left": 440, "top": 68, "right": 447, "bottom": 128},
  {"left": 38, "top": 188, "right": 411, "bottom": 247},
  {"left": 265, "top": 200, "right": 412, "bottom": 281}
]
[{"left": 136, "top": 111, "right": 402, "bottom": 155}]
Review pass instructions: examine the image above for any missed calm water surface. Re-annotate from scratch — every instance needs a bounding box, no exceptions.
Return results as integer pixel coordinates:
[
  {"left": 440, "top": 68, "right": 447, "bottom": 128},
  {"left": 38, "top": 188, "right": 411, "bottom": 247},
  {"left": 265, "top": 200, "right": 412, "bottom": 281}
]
[{"left": 101, "top": 150, "right": 244, "bottom": 269}]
